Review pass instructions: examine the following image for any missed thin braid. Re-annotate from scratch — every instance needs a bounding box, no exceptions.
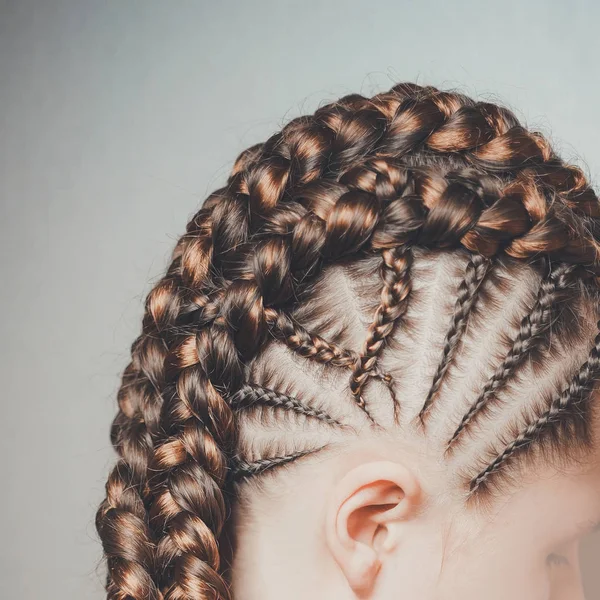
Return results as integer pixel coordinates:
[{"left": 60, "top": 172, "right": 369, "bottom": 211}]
[
  {"left": 266, "top": 307, "right": 393, "bottom": 424},
  {"left": 349, "top": 245, "right": 413, "bottom": 419},
  {"left": 469, "top": 320, "right": 600, "bottom": 495},
  {"left": 265, "top": 308, "right": 358, "bottom": 369},
  {"left": 229, "top": 382, "right": 347, "bottom": 428},
  {"left": 228, "top": 446, "right": 329, "bottom": 483},
  {"left": 447, "top": 262, "right": 578, "bottom": 453},
  {"left": 418, "top": 253, "right": 493, "bottom": 424}
]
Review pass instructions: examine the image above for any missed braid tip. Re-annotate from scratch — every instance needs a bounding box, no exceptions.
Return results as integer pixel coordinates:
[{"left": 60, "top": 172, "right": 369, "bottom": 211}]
[
  {"left": 413, "top": 406, "right": 430, "bottom": 432},
  {"left": 468, "top": 475, "right": 485, "bottom": 497},
  {"left": 352, "top": 391, "right": 380, "bottom": 427},
  {"left": 443, "top": 436, "right": 459, "bottom": 459},
  {"left": 370, "top": 366, "right": 401, "bottom": 424}
]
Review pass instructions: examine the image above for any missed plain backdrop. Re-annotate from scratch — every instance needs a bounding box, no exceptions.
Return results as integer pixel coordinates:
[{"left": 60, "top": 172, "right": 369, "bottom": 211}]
[{"left": 1, "top": 1, "right": 600, "bottom": 598}]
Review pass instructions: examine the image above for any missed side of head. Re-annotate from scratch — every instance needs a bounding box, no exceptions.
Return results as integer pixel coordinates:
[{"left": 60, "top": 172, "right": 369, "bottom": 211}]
[
  {"left": 95, "top": 83, "right": 600, "bottom": 600},
  {"left": 229, "top": 250, "right": 600, "bottom": 600}
]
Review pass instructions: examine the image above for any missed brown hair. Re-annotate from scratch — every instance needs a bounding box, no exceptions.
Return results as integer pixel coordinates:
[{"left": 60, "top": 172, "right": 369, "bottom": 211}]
[{"left": 95, "top": 82, "right": 600, "bottom": 600}]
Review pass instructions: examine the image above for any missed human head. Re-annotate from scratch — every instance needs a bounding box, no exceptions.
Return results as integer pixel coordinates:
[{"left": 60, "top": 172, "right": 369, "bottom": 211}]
[{"left": 96, "top": 82, "right": 600, "bottom": 600}]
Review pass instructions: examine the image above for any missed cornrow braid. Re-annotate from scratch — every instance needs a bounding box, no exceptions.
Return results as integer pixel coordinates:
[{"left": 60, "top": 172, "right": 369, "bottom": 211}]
[
  {"left": 229, "top": 382, "right": 347, "bottom": 428},
  {"left": 349, "top": 244, "right": 413, "bottom": 420},
  {"left": 96, "top": 81, "right": 600, "bottom": 600},
  {"left": 418, "top": 253, "right": 493, "bottom": 424},
  {"left": 469, "top": 319, "right": 600, "bottom": 497},
  {"left": 265, "top": 306, "right": 398, "bottom": 423},
  {"left": 228, "top": 446, "right": 330, "bottom": 483},
  {"left": 340, "top": 160, "right": 423, "bottom": 420},
  {"left": 446, "top": 261, "right": 579, "bottom": 453},
  {"left": 265, "top": 308, "right": 358, "bottom": 369}
]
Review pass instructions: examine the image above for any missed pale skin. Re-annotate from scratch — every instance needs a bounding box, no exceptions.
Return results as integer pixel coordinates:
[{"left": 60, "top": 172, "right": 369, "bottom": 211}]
[{"left": 230, "top": 429, "right": 600, "bottom": 600}]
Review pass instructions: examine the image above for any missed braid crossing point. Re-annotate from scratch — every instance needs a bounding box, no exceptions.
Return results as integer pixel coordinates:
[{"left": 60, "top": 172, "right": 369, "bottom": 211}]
[
  {"left": 349, "top": 244, "right": 413, "bottom": 421},
  {"left": 266, "top": 306, "right": 398, "bottom": 423},
  {"left": 96, "top": 82, "right": 600, "bottom": 600}
]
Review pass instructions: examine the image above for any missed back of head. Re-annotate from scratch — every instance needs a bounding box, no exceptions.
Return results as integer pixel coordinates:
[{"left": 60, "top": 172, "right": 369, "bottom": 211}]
[{"left": 96, "top": 82, "right": 600, "bottom": 600}]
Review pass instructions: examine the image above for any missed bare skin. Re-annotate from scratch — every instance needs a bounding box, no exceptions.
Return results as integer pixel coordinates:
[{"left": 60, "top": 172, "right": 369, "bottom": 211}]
[{"left": 230, "top": 430, "right": 600, "bottom": 600}]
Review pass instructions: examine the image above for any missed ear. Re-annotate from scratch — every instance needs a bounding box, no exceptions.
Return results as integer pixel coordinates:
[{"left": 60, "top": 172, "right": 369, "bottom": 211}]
[{"left": 325, "top": 461, "right": 422, "bottom": 597}]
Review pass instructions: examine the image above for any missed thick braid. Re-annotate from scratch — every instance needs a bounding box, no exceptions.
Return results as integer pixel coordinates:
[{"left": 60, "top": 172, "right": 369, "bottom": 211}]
[
  {"left": 446, "top": 261, "right": 578, "bottom": 453},
  {"left": 148, "top": 204, "right": 248, "bottom": 599},
  {"left": 241, "top": 86, "right": 599, "bottom": 270},
  {"left": 95, "top": 268, "right": 188, "bottom": 600},
  {"left": 418, "top": 253, "right": 493, "bottom": 424},
  {"left": 145, "top": 153, "right": 304, "bottom": 598},
  {"left": 469, "top": 319, "right": 600, "bottom": 496}
]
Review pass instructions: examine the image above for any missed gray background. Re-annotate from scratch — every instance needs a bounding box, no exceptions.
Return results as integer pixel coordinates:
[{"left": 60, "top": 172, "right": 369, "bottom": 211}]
[{"left": 1, "top": 0, "right": 599, "bottom": 598}]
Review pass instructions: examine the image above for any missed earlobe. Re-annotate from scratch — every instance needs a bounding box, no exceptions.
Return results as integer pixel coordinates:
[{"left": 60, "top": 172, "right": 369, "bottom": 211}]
[{"left": 325, "top": 461, "right": 422, "bottom": 597}]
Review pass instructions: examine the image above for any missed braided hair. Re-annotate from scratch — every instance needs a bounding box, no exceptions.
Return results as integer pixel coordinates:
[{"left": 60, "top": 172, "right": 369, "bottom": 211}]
[{"left": 95, "top": 82, "right": 600, "bottom": 600}]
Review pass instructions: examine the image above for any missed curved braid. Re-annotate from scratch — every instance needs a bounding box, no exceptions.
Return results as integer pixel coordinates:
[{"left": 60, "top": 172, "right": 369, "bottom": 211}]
[
  {"left": 97, "top": 82, "right": 600, "bottom": 600},
  {"left": 95, "top": 269, "right": 186, "bottom": 600},
  {"left": 469, "top": 319, "right": 600, "bottom": 496},
  {"left": 446, "top": 261, "right": 579, "bottom": 453},
  {"left": 418, "top": 253, "right": 493, "bottom": 424},
  {"left": 147, "top": 204, "right": 248, "bottom": 600}
]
